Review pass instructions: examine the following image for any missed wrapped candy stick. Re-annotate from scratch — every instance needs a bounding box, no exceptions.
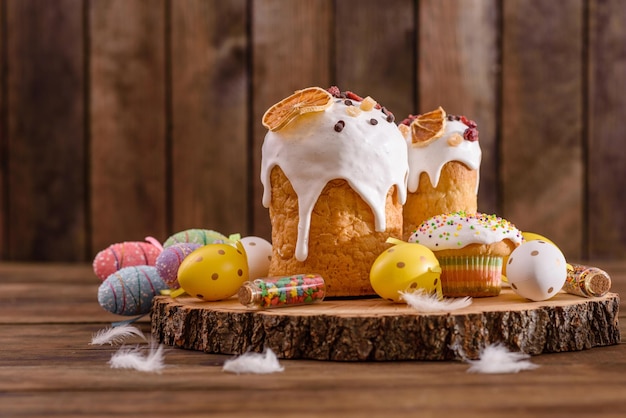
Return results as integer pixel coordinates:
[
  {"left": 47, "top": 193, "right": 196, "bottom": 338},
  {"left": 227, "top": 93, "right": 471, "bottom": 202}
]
[{"left": 238, "top": 274, "right": 326, "bottom": 309}]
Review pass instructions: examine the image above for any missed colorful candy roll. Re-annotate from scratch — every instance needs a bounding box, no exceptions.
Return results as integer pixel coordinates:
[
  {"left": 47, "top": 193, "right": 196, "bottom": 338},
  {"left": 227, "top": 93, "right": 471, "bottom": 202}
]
[
  {"left": 564, "top": 264, "right": 612, "bottom": 298},
  {"left": 92, "top": 238, "right": 162, "bottom": 281},
  {"left": 238, "top": 274, "right": 326, "bottom": 309},
  {"left": 98, "top": 266, "right": 168, "bottom": 316},
  {"left": 155, "top": 242, "right": 202, "bottom": 289}
]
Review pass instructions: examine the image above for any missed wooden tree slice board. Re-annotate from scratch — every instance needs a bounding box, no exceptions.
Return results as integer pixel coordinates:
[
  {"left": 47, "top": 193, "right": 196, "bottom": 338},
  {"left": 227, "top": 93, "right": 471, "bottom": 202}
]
[{"left": 151, "top": 289, "right": 620, "bottom": 361}]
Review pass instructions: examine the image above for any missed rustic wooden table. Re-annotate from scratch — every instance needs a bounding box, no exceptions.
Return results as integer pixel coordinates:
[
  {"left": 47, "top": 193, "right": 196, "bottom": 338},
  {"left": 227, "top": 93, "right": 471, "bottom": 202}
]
[{"left": 1, "top": 262, "right": 625, "bottom": 417}]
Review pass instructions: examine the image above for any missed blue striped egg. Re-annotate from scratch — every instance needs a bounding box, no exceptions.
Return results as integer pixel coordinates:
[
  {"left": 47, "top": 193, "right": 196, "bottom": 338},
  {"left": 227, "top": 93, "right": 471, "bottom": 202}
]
[{"left": 98, "top": 266, "right": 168, "bottom": 316}]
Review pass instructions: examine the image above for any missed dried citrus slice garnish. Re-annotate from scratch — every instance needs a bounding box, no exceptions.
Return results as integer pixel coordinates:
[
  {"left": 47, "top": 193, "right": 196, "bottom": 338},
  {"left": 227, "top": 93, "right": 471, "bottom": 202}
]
[
  {"left": 262, "top": 87, "right": 333, "bottom": 131},
  {"left": 410, "top": 106, "right": 446, "bottom": 146}
]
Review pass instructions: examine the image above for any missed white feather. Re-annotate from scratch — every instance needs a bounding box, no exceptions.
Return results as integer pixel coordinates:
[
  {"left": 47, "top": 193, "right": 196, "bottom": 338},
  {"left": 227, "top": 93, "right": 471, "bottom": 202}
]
[
  {"left": 400, "top": 289, "right": 472, "bottom": 312},
  {"left": 466, "top": 344, "right": 539, "bottom": 374},
  {"left": 109, "top": 342, "right": 166, "bottom": 373},
  {"left": 90, "top": 325, "right": 146, "bottom": 346},
  {"left": 222, "top": 349, "right": 284, "bottom": 374}
]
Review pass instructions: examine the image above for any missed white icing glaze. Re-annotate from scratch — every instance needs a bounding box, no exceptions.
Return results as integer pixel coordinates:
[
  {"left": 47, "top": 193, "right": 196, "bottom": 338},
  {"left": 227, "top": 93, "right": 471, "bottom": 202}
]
[
  {"left": 404, "top": 119, "right": 482, "bottom": 193},
  {"left": 261, "top": 98, "right": 408, "bottom": 262},
  {"left": 408, "top": 212, "right": 523, "bottom": 250}
]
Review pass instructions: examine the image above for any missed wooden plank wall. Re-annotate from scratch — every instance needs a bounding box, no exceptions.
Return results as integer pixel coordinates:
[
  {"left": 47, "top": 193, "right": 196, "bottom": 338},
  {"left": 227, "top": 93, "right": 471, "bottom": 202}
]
[{"left": 0, "top": 0, "right": 624, "bottom": 263}]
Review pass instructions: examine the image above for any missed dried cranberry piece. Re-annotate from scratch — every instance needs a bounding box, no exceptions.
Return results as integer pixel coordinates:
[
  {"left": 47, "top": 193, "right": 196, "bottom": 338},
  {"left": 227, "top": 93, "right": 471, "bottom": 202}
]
[
  {"left": 460, "top": 115, "right": 477, "bottom": 129},
  {"left": 345, "top": 91, "right": 364, "bottom": 102},
  {"left": 463, "top": 127, "right": 479, "bottom": 141},
  {"left": 327, "top": 86, "right": 341, "bottom": 98},
  {"left": 400, "top": 114, "right": 417, "bottom": 126}
]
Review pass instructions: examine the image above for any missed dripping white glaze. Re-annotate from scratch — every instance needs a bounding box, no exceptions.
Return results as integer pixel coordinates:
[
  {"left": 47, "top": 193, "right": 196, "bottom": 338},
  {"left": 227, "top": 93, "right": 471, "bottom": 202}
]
[
  {"left": 405, "top": 119, "right": 482, "bottom": 194},
  {"left": 261, "top": 99, "right": 408, "bottom": 262}
]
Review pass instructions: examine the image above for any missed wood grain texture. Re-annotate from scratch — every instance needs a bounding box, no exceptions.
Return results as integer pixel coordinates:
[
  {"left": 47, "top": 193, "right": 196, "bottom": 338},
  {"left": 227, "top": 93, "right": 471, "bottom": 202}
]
[
  {"left": 1, "top": 3, "right": 626, "bottom": 263},
  {"left": 0, "top": 0, "right": 6, "bottom": 259},
  {"left": 335, "top": 0, "right": 415, "bottom": 121},
  {"left": 501, "top": 0, "right": 584, "bottom": 259},
  {"left": 419, "top": 0, "right": 500, "bottom": 215},
  {"left": 0, "top": 262, "right": 625, "bottom": 416},
  {"left": 587, "top": 0, "right": 626, "bottom": 259},
  {"left": 90, "top": 0, "right": 167, "bottom": 255},
  {"left": 170, "top": 0, "right": 249, "bottom": 238},
  {"left": 251, "top": 0, "right": 334, "bottom": 241},
  {"left": 0, "top": 263, "right": 145, "bottom": 324},
  {"left": 5, "top": 0, "right": 86, "bottom": 261},
  {"left": 2, "top": 373, "right": 626, "bottom": 418},
  {"left": 152, "top": 290, "right": 620, "bottom": 361}
]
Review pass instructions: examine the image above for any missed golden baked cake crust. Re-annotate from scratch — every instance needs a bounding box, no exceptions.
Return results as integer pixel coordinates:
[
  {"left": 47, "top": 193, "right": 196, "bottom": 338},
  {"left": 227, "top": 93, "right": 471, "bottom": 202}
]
[
  {"left": 434, "top": 241, "right": 518, "bottom": 258},
  {"left": 403, "top": 161, "right": 478, "bottom": 239},
  {"left": 268, "top": 167, "right": 403, "bottom": 297}
]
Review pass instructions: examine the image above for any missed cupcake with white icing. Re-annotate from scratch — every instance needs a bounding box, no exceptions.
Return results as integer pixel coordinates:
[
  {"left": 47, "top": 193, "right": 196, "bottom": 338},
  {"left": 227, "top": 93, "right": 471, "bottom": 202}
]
[
  {"left": 261, "top": 86, "right": 408, "bottom": 297},
  {"left": 399, "top": 107, "right": 481, "bottom": 240},
  {"left": 408, "top": 212, "right": 523, "bottom": 297}
]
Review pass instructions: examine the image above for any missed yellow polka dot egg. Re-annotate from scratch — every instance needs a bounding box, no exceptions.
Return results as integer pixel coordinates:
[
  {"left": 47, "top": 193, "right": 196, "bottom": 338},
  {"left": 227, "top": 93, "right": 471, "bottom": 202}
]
[
  {"left": 177, "top": 243, "right": 249, "bottom": 301},
  {"left": 369, "top": 242, "right": 442, "bottom": 303}
]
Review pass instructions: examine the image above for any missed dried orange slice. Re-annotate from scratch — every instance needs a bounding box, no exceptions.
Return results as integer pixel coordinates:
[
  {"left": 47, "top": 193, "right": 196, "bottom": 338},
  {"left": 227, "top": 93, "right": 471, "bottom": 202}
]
[
  {"left": 262, "top": 87, "right": 333, "bottom": 131},
  {"left": 410, "top": 106, "right": 446, "bottom": 146}
]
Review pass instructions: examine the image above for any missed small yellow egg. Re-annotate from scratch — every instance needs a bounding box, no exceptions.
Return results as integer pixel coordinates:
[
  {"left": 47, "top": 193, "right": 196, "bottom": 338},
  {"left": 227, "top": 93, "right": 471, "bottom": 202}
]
[
  {"left": 521, "top": 231, "right": 557, "bottom": 246},
  {"left": 177, "top": 243, "right": 249, "bottom": 301},
  {"left": 370, "top": 243, "right": 442, "bottom": 303}
]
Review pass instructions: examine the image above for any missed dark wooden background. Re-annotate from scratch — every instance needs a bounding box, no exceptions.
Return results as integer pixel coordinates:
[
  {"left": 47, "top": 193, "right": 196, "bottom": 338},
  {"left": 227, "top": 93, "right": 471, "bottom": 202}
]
[{"left": 0, "top": 0, "right": 624, "bottom": 263}]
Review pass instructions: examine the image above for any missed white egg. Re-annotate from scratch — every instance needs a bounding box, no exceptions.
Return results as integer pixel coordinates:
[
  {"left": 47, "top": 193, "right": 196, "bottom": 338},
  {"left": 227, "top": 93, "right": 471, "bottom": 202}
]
[
  {"left": 239, "top": 236, "right": 272, "bottom": 280},
  {"left": 506, "top": 240, "right": 567, "bottom": 301}
]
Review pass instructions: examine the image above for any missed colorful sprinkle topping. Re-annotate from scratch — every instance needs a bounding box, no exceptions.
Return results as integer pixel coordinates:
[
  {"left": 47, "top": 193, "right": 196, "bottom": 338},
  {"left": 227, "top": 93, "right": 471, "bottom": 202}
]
[{"left": 408, "top": 211, "right": 523, "bottom": 250}]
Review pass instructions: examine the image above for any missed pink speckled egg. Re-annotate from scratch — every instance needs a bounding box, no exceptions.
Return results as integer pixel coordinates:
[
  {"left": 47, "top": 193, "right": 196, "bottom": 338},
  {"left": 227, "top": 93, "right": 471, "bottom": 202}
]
[{"left": 92, "top": 239, "right": 162, "bottom": 281}]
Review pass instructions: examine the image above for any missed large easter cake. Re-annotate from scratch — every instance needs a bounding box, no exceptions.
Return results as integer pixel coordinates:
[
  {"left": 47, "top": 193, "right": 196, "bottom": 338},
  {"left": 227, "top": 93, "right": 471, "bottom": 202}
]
[{"left": 260, "top": 87, "right": 408, "bottom": 297}]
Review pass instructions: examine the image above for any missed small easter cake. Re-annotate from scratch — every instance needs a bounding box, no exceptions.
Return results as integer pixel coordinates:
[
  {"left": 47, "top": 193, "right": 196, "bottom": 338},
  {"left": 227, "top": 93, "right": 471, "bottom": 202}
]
[
  {"left": 408, "top": 211, "right": 523, "bottom": 297},
  {"left": 261, "top": 86, "right": 408, "bottom": 297},
  {"left": 399, "top": 107, "right": 481, "bottom": 240}
]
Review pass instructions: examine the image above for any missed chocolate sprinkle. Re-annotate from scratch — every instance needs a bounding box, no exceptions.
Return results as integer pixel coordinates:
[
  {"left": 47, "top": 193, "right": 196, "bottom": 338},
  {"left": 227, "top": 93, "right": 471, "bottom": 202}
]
[
  {"left": 381, "top": 107, "right": 395, "bottom": 123},
  {"left": 369, "top": 118, "right": 378, "bottom": 125},
  {"left": 334, "top": 120, "right": 345, "bottom": 132}
]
